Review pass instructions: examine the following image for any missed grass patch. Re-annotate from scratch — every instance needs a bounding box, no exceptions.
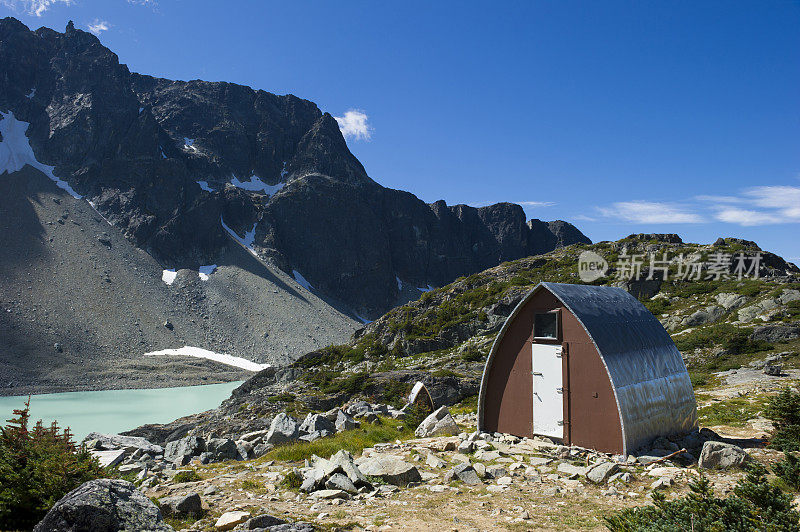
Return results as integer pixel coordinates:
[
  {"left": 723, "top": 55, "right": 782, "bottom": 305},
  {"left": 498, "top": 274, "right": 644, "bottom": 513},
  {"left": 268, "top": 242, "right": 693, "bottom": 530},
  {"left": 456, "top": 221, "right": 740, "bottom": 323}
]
[
  {"left": 172, "top": 469, "right": 202, "bottom": 483},
  {"left": 263, "top": 416, "right": 413, "bottom": 462},
  {"left": 449, "top": 394, "right": 478, "bottom": 416},
  {"left": 698, "top": 396, "right": 767, "bottom": 427}
]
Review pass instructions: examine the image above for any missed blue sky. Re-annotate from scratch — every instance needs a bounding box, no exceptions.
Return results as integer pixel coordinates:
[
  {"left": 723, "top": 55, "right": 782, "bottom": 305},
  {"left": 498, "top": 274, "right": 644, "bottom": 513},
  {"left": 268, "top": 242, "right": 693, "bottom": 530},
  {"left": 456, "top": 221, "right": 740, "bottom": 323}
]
[{"left": 2, "top": 1, "right": 799, "bottom": 262}]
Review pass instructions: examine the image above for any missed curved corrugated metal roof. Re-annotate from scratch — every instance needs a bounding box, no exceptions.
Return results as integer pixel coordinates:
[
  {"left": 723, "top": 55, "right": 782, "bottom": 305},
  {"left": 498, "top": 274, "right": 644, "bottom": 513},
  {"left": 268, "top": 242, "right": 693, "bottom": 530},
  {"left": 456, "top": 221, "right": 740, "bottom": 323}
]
[{"left": 478, "top": 282, "right": 697, "bottom": 454}]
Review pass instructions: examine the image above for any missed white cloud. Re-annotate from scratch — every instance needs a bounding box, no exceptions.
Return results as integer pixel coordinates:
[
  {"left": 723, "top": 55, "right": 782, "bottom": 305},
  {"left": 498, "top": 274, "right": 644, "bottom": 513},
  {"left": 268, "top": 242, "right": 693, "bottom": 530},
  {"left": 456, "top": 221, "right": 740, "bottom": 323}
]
[
  {"left": 86, "top": 19, "right": 110, "bottom": 36},
  {"left": 698, "top": 185, "right": 800, "bottom": 226},
  {"left": 597, "top": 201, "right": 704, "bottom": 224},
  {"left": 517, "top": 201, "right": 556, "bottom": 207},
  {"left": 334, "top": 109, "right": 372, "bottom": 141},
  {"left": 1, "top": 0, "right": 73, "bottom": 16},
  {"left": 693, "top": 194, "right": 743, "bottom": 203},
  {"left": 714, "top": 208, "right": 784, "bottom": 226}
]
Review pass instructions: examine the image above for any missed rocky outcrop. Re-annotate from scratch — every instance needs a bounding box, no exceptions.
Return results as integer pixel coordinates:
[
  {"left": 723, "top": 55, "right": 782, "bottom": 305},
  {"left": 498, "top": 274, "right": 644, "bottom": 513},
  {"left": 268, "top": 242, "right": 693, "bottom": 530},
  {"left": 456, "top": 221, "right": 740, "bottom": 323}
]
[
  {"left": 33, "top": 479, "right": 172, "bottom": 532},
  {"left": 1, "top": 17, "right": 590, "bottom": 319}
]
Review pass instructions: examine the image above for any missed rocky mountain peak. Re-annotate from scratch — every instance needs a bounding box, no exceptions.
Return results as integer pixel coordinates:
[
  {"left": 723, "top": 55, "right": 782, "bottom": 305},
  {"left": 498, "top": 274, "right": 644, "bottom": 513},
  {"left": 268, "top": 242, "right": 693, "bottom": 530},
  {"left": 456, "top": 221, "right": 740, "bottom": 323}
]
[{"left": 1, "top": 16, "right": 591, "bottom": 319}]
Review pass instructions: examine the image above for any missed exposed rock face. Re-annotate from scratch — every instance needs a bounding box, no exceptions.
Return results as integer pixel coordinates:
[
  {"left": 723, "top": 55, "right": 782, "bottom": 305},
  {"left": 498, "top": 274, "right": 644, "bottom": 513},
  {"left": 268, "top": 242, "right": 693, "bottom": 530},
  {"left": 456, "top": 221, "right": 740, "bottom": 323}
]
[
  {"left": 33, "top": 479, "right": 172, "bottom": 532},
  {"left": 0, "top": 17, "right": 590, "bottom": 319}
]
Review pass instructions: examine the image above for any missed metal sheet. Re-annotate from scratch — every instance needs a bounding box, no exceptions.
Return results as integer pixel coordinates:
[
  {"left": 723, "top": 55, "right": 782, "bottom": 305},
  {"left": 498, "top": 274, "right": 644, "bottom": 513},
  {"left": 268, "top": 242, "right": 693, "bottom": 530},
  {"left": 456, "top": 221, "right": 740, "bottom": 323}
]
[
  {"left": 538, "top": 282, "right": 697, "bottom": 453},
  {"left": 478, "top": 282, "right": 697, "bottom": 455}
]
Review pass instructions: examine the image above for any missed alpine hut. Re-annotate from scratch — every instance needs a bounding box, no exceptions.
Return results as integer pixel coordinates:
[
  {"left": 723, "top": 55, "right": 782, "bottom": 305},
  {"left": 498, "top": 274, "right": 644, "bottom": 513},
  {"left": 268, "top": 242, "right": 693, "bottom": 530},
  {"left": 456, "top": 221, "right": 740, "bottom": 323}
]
[{"left": 477, "top": 282, "right": 697, "bottom": 454}]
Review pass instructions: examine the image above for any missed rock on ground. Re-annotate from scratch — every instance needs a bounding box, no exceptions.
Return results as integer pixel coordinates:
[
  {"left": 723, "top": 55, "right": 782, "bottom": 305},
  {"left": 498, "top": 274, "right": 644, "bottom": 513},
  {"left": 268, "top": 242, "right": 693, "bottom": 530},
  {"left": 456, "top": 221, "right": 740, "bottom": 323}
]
[
  {"left": 357, "top": 455, "right": 422, "bottom": 486},
  {"left": 158, "top": 492, "right": 202, "bottom": 517},
  {"left": 33, "top": 479, "right": 171, "bottom": 532},
  {"left": 587, "top": 462, "right": 619, "bottom": 484},
  {"left": 414, "top": 406, "right": 460, "bottom": 437},
  {"left": 215, "top": 510, "right": 250, "bottom": 531},
  {"left": 699, "top": 441, "right": 751, "bottom": 469},
  {"left": 445, "top": 463, "right": 482, "bottom": 485}
]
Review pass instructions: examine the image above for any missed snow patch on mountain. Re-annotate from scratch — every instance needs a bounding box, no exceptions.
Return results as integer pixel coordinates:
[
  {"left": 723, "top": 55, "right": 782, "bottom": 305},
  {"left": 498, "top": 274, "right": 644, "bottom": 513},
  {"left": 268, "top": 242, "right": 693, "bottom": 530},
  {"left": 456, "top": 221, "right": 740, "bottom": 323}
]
[
  {"left": 221, "top": 217, "right": 258, "bottom": 257},
  {"left": 0, "top": 111, "right": 82, "bottom": 198},
  {"left": 162, "top": 269, "right": 177, "bottom": 285},
  {"left": 198, "top": 264, "right": 217, "bottom": 281},
  {"left": 197, "top": 180, "right": 214, "bottom": 192},
  {"left": 143, "top": 346, "right": 270, "bottom": 371},
  {"left": 230, "top": 175, "right": 284, "bottom": 195},
  {"left": 292, "top": 270, "right": 313, "bottom": 290}
]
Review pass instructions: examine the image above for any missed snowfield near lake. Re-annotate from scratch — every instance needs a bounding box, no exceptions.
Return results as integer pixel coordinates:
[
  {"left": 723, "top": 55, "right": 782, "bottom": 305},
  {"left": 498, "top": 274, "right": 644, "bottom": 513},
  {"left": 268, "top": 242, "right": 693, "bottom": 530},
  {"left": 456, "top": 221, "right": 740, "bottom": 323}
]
[
  {"left": 230, "top": 175, "right": 285, "bottom": 195},
  {"left": 143, "top": 346, "right": 270, "bottom": 372},
  {"left": 0, "top": 111, "right": 82, "bottom": 198}
]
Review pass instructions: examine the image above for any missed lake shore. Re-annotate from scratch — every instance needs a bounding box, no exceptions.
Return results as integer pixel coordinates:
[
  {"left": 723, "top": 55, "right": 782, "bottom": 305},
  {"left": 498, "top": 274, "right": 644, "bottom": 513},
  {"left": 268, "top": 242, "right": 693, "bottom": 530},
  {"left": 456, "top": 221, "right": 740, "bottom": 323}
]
[{"left": 0, "top": 353, "right": 253, "bottom": 397}]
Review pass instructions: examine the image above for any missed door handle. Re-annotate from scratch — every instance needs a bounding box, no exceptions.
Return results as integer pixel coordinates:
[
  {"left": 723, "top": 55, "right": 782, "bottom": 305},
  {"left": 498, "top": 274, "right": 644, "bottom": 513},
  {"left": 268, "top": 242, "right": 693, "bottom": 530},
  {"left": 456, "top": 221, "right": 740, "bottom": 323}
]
[{"left": 532, "top": 371, "right": 543, "bottom": 376}]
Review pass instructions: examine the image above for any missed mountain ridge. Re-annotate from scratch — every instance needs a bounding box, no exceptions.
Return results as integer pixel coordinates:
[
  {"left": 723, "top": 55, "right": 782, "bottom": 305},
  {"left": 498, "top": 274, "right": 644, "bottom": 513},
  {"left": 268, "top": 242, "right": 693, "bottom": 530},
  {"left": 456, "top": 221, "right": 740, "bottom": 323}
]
[{"left": 1, "top": 16, "right": 590, "bottom": 319}]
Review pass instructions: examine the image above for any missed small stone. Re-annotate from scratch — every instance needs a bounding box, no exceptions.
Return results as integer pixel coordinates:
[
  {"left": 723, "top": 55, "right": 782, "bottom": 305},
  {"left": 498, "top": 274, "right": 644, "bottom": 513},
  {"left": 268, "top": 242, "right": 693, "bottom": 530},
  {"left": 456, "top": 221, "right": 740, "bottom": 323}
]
[
  {"left": 215, "top": 510, "right": 250, "bottom": 531},
  {"left": 426, "top": 453, "right": 447, "bottom": 469},
  {"left": 445, "top": 463, "right": 482, "bottom": 485},
  {"left": 650, "top": 477, "right": 673, "bottom": 491},
  {"left": 586, "top": 462, "right": 619, "bottom": 484},
  {"left": 158, "top": 493, "right": 202, "bottom": 517}
]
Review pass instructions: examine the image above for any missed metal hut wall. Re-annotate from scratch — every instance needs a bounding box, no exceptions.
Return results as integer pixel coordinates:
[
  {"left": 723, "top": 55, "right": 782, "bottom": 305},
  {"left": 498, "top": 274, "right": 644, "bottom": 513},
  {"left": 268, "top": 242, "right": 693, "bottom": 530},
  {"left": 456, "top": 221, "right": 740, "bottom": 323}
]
[{"left": 477, "top": 282, "right": 697, "bottom": 455}]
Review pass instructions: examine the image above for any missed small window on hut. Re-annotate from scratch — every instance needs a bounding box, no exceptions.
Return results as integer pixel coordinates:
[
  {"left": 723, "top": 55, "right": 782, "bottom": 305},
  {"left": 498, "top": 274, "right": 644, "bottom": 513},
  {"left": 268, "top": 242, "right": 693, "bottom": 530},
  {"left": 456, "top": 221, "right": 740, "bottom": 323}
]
[{"left": 533, "top": 311, "right": 559, "bottom": 340}]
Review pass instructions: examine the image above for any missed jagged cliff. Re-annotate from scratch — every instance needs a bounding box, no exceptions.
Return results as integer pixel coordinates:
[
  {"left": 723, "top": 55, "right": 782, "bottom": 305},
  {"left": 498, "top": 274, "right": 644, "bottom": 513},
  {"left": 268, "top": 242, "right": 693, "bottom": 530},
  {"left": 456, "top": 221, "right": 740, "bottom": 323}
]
[{"left": 0, "top": 17, "right": 590, "bottom": 319}]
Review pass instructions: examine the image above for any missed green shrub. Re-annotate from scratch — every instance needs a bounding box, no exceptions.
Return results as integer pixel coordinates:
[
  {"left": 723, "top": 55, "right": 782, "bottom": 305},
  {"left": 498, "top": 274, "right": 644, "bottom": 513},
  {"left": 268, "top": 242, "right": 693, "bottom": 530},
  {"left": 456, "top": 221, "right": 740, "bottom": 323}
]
[
  {"left": 788, "top": 300, "right": 800, "bottom": 319},
  {"left": 604, "top": 466, "right": 799, "bottom": 531},
  {"left": 460, "top": 344, "right": 484, "bottom": 363},
  {"left": 266, "top": 392, "right": 296, "bottom": 403},
  {"left": 173, "top": 469, "right": 202, "bottom": 483},
  {"left": 0, "top": 401, "right": 106, "bottom": 530},
  {"left": 764, "top": 387, "right": 800, "bottom": 452},
  {"left": 773, "top": 453, "right": 800, "bottom": 490},
  {"left": 281, "top": 470, "right": 303, "bottom": 490},
  {"left": 674, "top": 324, "right": 772, "bottom": 356}
]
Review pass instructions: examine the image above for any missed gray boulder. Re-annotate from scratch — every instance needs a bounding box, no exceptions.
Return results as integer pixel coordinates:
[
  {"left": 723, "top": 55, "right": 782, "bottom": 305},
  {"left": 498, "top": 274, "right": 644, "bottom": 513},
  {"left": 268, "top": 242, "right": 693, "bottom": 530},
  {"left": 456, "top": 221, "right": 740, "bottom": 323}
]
[
  {"left": 698, "top": 441, "right": 751, "bottom": 469},
  {"left": 445, "top": 463, "right": 482, "bottom": 485},
  {"left": 34, "top": 479, "right": 171, "bottom": 531},
  {"left": 164, "top": 435, "right": 205, "bottom": 465},
  {"left": 587, "top": 462, "right": 620, "bottom": 484},
  {"left": 329, "top": 449, "right": 369, "bottom": 486},
  {"left": 206, "top": 438, "right": 239, "bottom": 461},
  {"left": 158, "top": 492, "right": 202, "bottom": 517},
  {"left": 357, "top": 455, "right": 421, "bottom": 486},
  {"left": 325, "top": 473, "right": 358, "bottom": 494},
  {"left": 266, "top": 413, "right": 300, "bottom": 444},
  {"left": 243, "top": 514, "right": 289, "bottom": 529},
  {"left": 414, "top": 406, "right": 460, "bottom": 438},
  {"left": 716, "top": 292, "right": 748, "bottom": 311},
  {"left": 83, "top": 432, "right": 163, "bottom": 455},
  {"left": 299, "top": 430, "right": 332, "bottom": 442},
  {"left": 299, "top": 413, "right": 335, "bottom": 434},
  {"left": 752, "top": 324, "right": 800, "bottom": 343},
  {"left": 335, "top": 410, "right": 360, "bottom": 432}
]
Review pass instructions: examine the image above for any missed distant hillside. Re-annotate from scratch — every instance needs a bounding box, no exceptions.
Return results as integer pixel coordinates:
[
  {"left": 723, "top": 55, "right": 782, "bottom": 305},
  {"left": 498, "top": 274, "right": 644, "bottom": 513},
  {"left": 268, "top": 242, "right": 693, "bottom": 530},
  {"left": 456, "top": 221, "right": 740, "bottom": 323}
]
[{"left": 127, "top": 234, "right": 800, "bottom": 440}]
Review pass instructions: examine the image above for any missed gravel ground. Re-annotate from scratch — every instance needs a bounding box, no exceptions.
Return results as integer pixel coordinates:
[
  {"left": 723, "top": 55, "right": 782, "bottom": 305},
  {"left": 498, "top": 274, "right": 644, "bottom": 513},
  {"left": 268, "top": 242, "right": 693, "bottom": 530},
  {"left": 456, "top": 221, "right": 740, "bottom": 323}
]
[{"left": 0, "top": 167, "right": 359, "bottom": 395}]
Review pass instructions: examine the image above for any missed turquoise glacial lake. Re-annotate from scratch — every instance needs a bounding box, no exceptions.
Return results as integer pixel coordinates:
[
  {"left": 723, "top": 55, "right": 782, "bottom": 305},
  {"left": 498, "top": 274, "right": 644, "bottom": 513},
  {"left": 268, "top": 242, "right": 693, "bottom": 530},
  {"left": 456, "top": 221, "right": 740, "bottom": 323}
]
[{"left": 0, "top": 381, "right": 243, "bottom": 442}]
